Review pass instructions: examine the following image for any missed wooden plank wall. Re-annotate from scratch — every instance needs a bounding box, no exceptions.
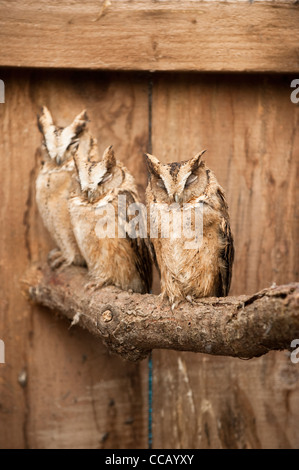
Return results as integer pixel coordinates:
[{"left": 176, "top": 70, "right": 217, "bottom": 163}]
[
  {"left": 1, "top": 1, "right": 299, "bottom": 72},
  {"left": 151, "top": 74, "right": 299, "bottom": 448},
  {"left": 0, "top": 71, "right": 299, "bottom": 447},
  {"left": 0, "top": 69, "right": 149, "bottom": 449}
]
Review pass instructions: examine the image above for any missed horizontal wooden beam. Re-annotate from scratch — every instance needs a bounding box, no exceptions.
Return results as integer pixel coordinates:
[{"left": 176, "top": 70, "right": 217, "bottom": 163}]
[
  {"left": 22, "top": 264, "right": 299, "bottom": 361},
  {"left": 0, "top": 1, "right": 298, "bottom": 72}
]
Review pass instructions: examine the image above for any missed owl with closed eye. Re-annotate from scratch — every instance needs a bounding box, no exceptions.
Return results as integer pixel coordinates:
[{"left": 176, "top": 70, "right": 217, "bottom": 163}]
[
  {"left": 69, "top": 130, "right": 152, "bottom": 294},
  {"left": 145, "top": 151, "right": 234, "bottom": 307},
  {"left": 36, "top": 106, "right": 88, "bottom": 269}
]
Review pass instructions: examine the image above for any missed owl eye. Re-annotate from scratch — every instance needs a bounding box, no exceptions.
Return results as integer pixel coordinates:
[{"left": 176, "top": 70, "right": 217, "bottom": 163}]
[
  {"left": 67, "top": 140, "right": 79, "bottom": 152},
  {"left": 156, "top": 178, "right": 166, "bottom": 190},
  {"left": 185, "top": 173, "right": 198, "bottom": 188},
  {"left": 98, "top": 172, "right": 112, "bottom": 185}
]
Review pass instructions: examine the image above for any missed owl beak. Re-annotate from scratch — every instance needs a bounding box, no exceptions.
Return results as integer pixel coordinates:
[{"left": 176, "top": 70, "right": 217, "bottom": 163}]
[
  {"left": 56, "top": 155, "right": 62, "bottom": 166},
  {"left": 174, "top": 193, "right": 180, "bottom": 204},
  {"left": 87, "top": 190, "right": 93, "bottom": 202}
]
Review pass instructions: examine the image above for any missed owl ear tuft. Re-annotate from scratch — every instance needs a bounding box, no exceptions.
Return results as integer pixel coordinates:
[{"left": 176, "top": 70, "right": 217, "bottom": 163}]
[
  {"left": 102, "top": 145, "right": 116, "bottom": 170},
  {"left": 74, "top": 131, "right": 92, "bottom": 167},
  {"left": 65, "top": 109, "right": 89, "bottom": 138},
  {"left": 144, "top": 153, "right": 161, "bottom": 177},
  {"left": 189, "top": 149, "right": 207, "bottom": 172},
  {"left": 73, "top": 131, "right": 93, "bottom": 190},
  {"left": 37, "top": 106, "right": 54, "bottom": 136}
]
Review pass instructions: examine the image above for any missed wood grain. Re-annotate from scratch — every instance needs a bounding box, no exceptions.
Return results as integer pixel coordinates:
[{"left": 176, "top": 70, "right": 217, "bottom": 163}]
[
  {"left": 0, "top": 69, "right": 149, "bottom": 449},
  {"left": 1, "top": 66, "right": 299, "bottom": 449},
  {"left": 151, "top": 73, "right": 299, "bottom": 448},
  {"left": 0, "top": 1, "right": 298, "bottom": 72},
  {"left": 23, "top": 264, "right": 299, "bottom": 362}
]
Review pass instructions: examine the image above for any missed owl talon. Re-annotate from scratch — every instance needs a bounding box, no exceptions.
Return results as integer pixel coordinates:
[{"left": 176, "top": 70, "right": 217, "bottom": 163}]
[
  {"left": 186, "top": 295, "right": 196, "bottom": 305},
  {"left": 48, "top": 249, "right": 68, "bottom": 270},
  {"left": 51, "top": 258, "right": 70, "bottom": 271},
  {"left": 48, "top": 248, "right": 60, "bottom": 262},
  {"left": 84, "top": 281, "right": 105, "bottom": 292},
  {"left": 171, "top": 301, "right": 180, "bottom": 312},
  {"left": 84, "top": 281, "right": 97, "bottom": 291}
]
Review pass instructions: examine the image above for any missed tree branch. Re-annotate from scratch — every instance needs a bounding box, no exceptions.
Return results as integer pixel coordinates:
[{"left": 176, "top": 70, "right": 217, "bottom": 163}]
[{"left": 22, "top": 264, "right": 299, "bottom": 361}]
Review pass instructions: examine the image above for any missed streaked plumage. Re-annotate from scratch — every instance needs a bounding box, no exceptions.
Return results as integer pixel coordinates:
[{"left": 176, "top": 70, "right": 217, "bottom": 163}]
[
  {"left": 36, "top": 106, "right": 88, "bottom": 269},
  {"left": 69, "top": 130, "right": 152, "bottom": 293},
  {"left": 145, "top": 151, "right": 234, "bottom": 306}
]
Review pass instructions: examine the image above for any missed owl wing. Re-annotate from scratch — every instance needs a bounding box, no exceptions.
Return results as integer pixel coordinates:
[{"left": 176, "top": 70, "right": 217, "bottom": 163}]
[
  {"left": 147, "top": 238, "right": 160, "bottom": 278},
  {"left": 219, "top": 217, "right": 234, "bottom": 296},
  {"left": 118, "top": 190, "right": 153, "bottom": 293},
  {"left": 217, "top": 188, "right": 234, "bottom": 296}
]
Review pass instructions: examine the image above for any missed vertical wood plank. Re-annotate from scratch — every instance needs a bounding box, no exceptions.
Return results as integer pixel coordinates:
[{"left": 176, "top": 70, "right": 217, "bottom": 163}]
[
  {"left": 1, "top": 67, "right": 299, "bottom": 449},
  {"left": 0, "top": 69, "right": 149, "bottom": 449},
  {"left": 151, "top": 73, "right": 299, "bottom": 448}
]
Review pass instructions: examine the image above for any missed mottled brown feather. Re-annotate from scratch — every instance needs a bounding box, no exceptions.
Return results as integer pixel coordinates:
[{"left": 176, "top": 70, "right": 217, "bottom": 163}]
[
  {"left": 70, "top": 133, "right": 153, "bottom": 294},
  {"left": 145, "top": 152, "right": 234, "bottom": 304},
  {"left": 216, "top": 187, "right": 234, "bottom": 296},
  {"left": 118, "top": 190, "right": 153, "bottom": 293}
]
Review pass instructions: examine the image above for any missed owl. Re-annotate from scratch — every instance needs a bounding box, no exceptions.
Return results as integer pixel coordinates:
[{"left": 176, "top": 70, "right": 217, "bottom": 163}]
[
  {"left": 145, "top": 151, "right": 234, "bottom": 307},
  {"left": 36, "top": 106, "right": 88, "bottom": 269},
  {"left": 69, "top": 130, "right": 152, "bottom": 294}
]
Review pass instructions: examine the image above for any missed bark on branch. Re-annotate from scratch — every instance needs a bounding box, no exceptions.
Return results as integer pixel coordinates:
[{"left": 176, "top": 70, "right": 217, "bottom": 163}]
[{"left": 22, "top": 264, "right": 299, "bottom": 361}]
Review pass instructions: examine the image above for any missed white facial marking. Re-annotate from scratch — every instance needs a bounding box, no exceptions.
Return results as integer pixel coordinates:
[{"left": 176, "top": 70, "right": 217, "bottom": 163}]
[
  {"left": 89, "top": 163, "right": 108, "bottom": 191},
  {"left": 44, "top": 127, "right": 57, "bottom": 160}
]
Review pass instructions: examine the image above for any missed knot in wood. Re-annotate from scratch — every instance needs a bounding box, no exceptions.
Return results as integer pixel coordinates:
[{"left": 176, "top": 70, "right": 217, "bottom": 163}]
[
  {"left": 97, "top": 305, "right": 119, "bottom": 337},
  {"left": 101, "top": 309, "right": 113, "bottom": 322}
]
